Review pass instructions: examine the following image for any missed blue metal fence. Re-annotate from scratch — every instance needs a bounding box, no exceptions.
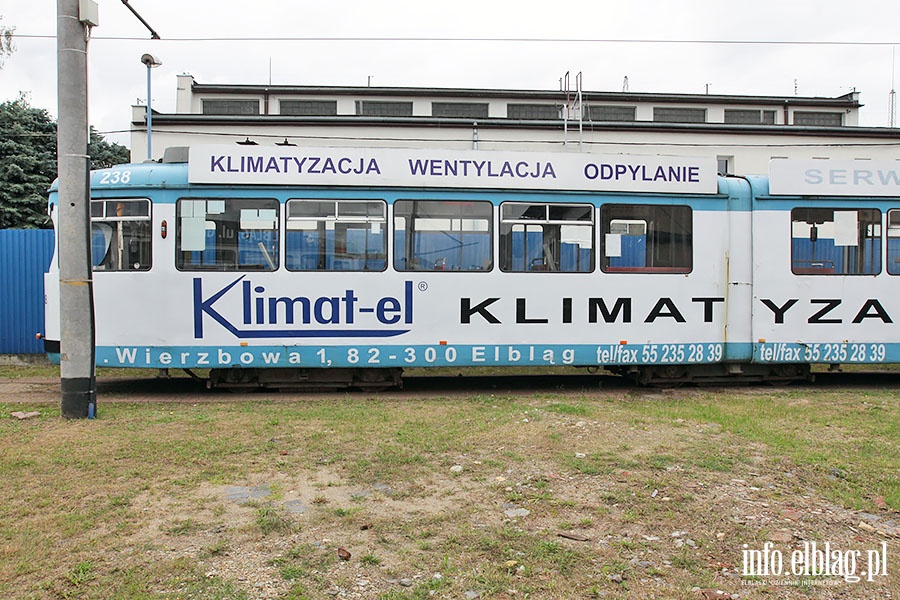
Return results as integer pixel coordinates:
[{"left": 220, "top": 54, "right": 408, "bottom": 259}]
[{"left": 0, "top": 229, "right": 55, "bottom": 354}]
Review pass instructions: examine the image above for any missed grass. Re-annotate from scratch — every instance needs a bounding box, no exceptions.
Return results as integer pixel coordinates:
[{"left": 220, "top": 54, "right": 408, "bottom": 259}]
[
  {"left": 635, "top": 390, "right": 900, "bottom": 509},
  {"left": 255, "top": 505, "right": 297, "bottom": 536},
  {"left": 0, "top": 364, "right": 190, "bottom": 379},
  {"left": 0, "top": 368, "right": 897, "bottom": 599}
]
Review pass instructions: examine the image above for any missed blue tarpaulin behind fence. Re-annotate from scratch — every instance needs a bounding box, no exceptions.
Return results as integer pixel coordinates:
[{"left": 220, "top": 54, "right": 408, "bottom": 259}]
[{"left": 0, "top": 229, "right": 54, "bottom": 354}]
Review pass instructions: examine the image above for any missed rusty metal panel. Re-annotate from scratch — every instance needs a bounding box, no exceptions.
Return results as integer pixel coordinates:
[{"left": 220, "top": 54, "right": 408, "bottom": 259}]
[{"left": 0, "top": 229, "right": 55, "bottom": 354}]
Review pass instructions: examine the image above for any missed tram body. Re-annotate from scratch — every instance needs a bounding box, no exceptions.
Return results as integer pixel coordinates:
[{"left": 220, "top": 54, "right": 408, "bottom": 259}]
[{"left": 43, "top": 146, "right": 900, "bottom": 386}]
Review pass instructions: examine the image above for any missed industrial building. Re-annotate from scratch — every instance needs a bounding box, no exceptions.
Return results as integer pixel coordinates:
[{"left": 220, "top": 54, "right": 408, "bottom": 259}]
[{"left": 131, "top": 74, "right": 900, "bottom": 174}]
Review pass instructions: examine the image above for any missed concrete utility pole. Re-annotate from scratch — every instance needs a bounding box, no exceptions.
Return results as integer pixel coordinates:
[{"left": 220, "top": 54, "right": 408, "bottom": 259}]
[{"left": 57, "top": 0, "right": 97, "bottom": 418}]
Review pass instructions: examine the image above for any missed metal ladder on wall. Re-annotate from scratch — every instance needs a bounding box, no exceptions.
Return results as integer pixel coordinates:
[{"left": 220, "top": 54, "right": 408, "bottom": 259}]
[{"left": 561, "top": 71, "right": 584, "bottom": 150}]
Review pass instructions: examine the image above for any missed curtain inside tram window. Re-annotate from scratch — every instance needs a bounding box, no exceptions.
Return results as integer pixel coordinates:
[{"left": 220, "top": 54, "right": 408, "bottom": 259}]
[{"left": 91, "top": 223, "right": 112, "bottom": 268}]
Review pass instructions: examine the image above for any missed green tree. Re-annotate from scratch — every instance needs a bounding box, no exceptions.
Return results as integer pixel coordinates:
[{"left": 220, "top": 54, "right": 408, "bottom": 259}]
[
  {"left": 89, "top": 128, "right": 130, "bottom": 169},
  {"left": 0, "top": 96, "right": 131, "bottom": 229},
  {"left": 0, "top": 97, "right": 57, "bottom": 229},
  {"left": 0, "top": 15, "right": 14, "bottom": 67}
]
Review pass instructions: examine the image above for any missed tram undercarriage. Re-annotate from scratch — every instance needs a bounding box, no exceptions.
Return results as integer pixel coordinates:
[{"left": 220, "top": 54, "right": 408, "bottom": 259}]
[
  {"left": 206, "top": 366, "right": 404, "bottom": 391},
  {"left": 608, "top": 362, "right": 813, "bottom": 386},
  {"left": 197, "top": 362, "right": 813, "bottom": 391}
]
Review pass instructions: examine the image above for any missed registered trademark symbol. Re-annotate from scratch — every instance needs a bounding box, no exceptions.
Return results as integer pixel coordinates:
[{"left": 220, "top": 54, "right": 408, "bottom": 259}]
[{"left": 418, "top": 281, "right": 428, "bottom": 292}]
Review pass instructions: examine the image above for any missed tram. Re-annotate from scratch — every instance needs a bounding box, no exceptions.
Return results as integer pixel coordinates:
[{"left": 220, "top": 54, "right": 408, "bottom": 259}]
[{"left": 43, "top": 146, "right": 900, "bottom": 387}]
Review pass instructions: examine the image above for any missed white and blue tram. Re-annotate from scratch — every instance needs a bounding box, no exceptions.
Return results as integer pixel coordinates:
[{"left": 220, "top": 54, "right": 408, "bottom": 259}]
[{"left": 43, "top": 146, "right": 900, "bottom": 387}]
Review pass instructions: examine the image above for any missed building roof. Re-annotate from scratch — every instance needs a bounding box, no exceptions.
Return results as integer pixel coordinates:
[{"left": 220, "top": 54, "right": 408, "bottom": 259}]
[{"left": 188, "top": 82, "right": 862, "bottom": 109}]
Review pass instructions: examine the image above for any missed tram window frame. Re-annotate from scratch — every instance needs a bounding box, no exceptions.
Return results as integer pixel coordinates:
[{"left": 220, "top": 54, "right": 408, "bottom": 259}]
[
  {"left": 499, "top": 202, "right": 594, "bottom": 273},
  {"left": 600, "top": 204, "right": 693, "bottom": 273},
  {"left": 393, "top": 199, "right": 493, "bottom": 272},
  {"left": 285, "top": 199, "right": 387, "bottom": 272},
  {"left": 175, "top": 198, "right": 280, "bottom": 272},
  {"left": 790, "top": 208, "right": 881, "bottom": 276},
  {"left": 90, "top": 198, "right": 152, "bottom": 272}
]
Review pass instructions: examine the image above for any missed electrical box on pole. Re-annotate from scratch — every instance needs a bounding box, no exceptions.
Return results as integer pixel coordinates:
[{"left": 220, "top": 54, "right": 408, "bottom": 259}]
[{"left": 78, "top": 0, "right": 99, "bottom": 26}]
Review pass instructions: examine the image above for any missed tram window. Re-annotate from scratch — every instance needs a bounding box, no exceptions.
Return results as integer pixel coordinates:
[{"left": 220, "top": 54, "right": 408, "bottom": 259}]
[
  {"left": 600, "top": 204, "right": 692, "bottom": 273},
  {"left": 394, "top": 200, "right": 492, "bottom": 271},
  {"left": 176, "top": 198, "right": 279, "bottom": 271},
  {"left": 90, "top": 198, "right": 152, "bottom": 271},
  {"left": 888, "top": 210, "right": 900, "bottom": 275},
  {"left": 791, "top": 208, "right": 881, "bottom": 275},
  {"left": 285, "top": 199, "right": 386, "bottom": 271},
  {"left": 499, "top": 202, "right": 593, "bottom": 272}
]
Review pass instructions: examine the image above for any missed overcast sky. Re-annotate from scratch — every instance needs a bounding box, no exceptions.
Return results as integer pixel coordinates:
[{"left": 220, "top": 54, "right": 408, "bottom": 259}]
[{"left": 1, "top": 0, "right": 898, "bottom": 147}]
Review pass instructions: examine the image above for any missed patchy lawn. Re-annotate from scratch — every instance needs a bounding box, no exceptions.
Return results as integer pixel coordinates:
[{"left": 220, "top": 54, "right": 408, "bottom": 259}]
[{"left": 0, "top": 374, "right": 897, "bottom": 599}]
